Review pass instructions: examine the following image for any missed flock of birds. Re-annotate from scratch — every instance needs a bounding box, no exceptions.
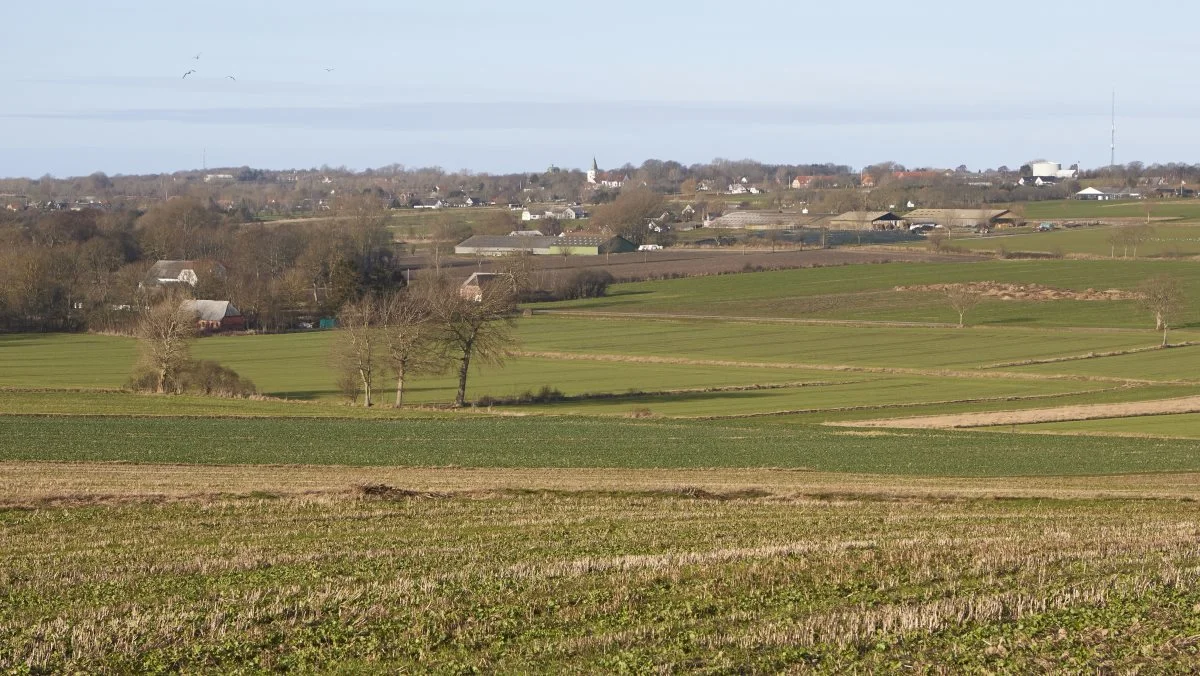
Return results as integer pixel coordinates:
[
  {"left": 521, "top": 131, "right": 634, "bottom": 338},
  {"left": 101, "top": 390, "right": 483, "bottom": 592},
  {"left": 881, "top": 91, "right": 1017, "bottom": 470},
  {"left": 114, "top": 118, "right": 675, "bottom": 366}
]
[{"left": 181, "top": 53, "right": 334, "bottom": 81}]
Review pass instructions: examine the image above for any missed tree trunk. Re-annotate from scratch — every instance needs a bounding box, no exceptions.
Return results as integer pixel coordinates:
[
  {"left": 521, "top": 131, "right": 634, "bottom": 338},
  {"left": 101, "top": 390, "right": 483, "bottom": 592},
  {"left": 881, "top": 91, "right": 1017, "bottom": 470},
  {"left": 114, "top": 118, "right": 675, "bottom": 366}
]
[
  {"left": 394, "top": 363, "right": 406, "bottom": 408},
  {"left": 958, "top": 311, "right": 965, "bottom": 329},
  {"left": 455, "top": 353, "right": 471, "bottom": 408},
  {"left": 157, "top": 366, "right": 167, "bottom": 394},
  {"left": 360, "top": 369, "right": 372, "bottom": 407}
]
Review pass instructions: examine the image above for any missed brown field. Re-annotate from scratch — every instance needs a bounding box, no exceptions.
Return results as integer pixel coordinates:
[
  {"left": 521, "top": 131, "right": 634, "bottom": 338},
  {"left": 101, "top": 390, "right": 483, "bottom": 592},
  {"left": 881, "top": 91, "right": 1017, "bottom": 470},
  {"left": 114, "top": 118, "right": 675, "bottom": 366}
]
[
  {"left": 10, "top": 462, "right": 1200, "bottom": 507},
  {"left": 9, "top": 462, "right": 1200, "bottom": 672},
  {"left": 842, "top": 395, "right": 1200, "bottom": 430}
]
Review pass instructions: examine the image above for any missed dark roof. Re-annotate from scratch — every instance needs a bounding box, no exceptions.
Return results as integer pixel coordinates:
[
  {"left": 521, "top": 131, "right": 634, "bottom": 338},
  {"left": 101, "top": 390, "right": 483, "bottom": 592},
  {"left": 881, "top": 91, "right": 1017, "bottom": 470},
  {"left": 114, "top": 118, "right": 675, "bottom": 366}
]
[
  {"left": 456, "top": 234, "right": 626, "bottom": 250},
  {"left": 456, "top": 235, "right": 556, "bottom": 250},
  {"left": 147, "top": 260, "right": 199, "bottom": 279},
  {"left": 182, "top": 300, "right": 240, "bottom": 321}
]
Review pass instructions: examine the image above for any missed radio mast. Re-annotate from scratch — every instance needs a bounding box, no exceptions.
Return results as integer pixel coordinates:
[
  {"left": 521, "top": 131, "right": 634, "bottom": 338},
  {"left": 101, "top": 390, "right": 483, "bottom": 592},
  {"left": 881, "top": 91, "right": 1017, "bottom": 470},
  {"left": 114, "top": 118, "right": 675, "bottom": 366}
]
[{"left": 1110, "top": 90, "right": 1116, "bottom": 168}]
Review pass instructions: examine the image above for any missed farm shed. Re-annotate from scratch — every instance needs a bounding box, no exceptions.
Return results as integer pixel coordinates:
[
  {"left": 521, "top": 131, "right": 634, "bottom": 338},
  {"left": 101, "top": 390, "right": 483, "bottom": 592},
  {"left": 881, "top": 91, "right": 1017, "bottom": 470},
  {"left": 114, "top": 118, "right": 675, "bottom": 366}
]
[
  {"left": 181, "top": 300, "right": 245, "bottom": 333},
  {"left": 829, "top": 211, "right": 904, "bottom": 231},
  {"left": 454, "top": 234, "right": 635, "bottom": 256},
  {"left": 900, "top": 209, "right": 1022, "bottom": 229},
  {"left": 707, "top": 211, "right": 828, "bottom": 230}
]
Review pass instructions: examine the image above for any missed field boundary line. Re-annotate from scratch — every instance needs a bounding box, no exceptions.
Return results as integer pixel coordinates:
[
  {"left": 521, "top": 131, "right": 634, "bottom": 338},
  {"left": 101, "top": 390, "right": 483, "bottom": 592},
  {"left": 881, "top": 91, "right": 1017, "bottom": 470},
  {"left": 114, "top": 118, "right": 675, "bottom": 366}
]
[
  {"left": 982, "top": 341, "right": 1200, "bottom": 369},
  {"left": 532, "top": 309, "right": 1170, "bottom": 335},
  {"left": 511, "top": 350, "right": 1160, "bottom": 385}
]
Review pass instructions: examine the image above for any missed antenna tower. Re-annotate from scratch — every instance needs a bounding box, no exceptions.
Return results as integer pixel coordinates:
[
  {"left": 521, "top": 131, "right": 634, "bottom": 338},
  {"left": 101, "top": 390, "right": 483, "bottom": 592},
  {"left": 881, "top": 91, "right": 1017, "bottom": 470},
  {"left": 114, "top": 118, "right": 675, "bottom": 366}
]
[{"left": 1110, "top": 90, "right": 1116, "bottom": 168}]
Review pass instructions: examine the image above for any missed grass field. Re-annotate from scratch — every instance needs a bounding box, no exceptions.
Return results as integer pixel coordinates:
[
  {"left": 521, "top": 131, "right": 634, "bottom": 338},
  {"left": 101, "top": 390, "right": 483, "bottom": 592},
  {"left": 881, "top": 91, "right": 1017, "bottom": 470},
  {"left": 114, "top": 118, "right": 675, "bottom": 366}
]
[
  {"left": 541, "top": 259, "right": 1200, "bottom": 328},
  {"left": 1022, "top": 198, "right": 1200, "bottom": 222},
  {"left": 1012, "top": 412, "right": 1200, "bottom": 438},
  {"left": 915, "top": 223, "right": 1200, "bottom": 258},
  {"left": 8, "top": 414, "right": 1200, "bottom": 476},
  {"left": 7, "top": 465, "right": 1200, "bottom": 672}
]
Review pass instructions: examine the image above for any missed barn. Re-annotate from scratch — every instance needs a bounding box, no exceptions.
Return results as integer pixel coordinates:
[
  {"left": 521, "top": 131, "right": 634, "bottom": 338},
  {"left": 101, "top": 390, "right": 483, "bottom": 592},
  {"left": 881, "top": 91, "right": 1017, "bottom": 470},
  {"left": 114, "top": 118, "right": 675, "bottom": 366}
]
[
  {"left": 901, "top": 209, "right": 1022, "bottom": 229},
  {"left": 454, "top": 234, "right": 636, "bottom": 256},
  {"left": 829, "top": 211, "right": 904, "bottom": 231},
  {"left": 182, "top": 300, "right": 246, "bottom": 333}
]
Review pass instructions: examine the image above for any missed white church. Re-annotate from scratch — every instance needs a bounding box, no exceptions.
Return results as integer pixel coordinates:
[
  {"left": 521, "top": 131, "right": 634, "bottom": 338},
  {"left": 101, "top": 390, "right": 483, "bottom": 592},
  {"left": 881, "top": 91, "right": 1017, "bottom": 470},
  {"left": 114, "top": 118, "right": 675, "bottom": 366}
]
[{"left": 586, "top": 158, "right": 626, "bottom": 189}]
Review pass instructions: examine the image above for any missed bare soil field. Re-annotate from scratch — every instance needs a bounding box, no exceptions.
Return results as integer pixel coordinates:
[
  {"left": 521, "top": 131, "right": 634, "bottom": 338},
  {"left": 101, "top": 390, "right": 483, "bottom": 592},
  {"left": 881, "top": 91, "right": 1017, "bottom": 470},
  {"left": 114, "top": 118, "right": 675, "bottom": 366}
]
[
  {"left": 842, "top": 395, "right": 1200, "bottom": 430},
  {"left": 9, "top": 462, "right": 1200, "bottom": 507},
  {"left": 400, "top": 248, "right": 982, "bottom": 283}
]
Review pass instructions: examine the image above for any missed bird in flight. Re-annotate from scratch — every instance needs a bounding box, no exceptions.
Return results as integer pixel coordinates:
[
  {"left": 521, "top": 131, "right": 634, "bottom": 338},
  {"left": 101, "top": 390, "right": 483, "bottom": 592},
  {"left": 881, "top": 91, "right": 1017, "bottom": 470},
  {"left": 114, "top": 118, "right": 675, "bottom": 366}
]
[
  {"left": 324, "top": 67, "right": 335, "bottom": 72},
  {"left": 225, "top": 75, "right": 236, "bottom": 81},
  {"left": 182, "top": 70, "right": 196, "bottom": 79},
  {"left": 194, "top": 52, "right": 202, "bottom": 60}
]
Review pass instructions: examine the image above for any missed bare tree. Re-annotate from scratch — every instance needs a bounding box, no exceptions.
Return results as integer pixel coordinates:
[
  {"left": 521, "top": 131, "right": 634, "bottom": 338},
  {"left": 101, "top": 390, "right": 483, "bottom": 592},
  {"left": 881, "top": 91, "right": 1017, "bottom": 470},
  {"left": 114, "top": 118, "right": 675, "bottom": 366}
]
[
  {"left": 428, "top": 282, "right": 517, "bottom": 407},
  {"left": 333, "top": 296, "right": 382, "bottom": 406},
  {"left": 135, "top": 291, "right": 198, "bottom": 393},
  {"left": 379, "top": 290, "right": 442, "bottom": 407},
  {"left": 943, "top": 285, "right": 983, "bottom": 328},
  {"left": 1137, "top": 274, "right": 1185, "bottom": 347}
]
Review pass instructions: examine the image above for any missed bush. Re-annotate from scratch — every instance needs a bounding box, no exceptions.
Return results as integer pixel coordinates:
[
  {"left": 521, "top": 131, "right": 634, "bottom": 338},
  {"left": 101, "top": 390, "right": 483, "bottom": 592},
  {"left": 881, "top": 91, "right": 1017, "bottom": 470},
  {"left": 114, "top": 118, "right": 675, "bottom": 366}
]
[
  {"left": 127, "top": 360, "right": 257, "bottom": 397},
  {"left": 555, "top": 269, "right": 615, "bottom": 300}
]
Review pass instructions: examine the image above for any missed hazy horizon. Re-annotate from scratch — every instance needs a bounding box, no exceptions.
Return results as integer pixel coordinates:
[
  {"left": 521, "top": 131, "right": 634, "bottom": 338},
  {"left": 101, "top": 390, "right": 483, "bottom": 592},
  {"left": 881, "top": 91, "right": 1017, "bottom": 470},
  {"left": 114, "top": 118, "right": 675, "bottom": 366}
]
[{"left": 4, "top": 0, "right": 1198, "bottom": 179}]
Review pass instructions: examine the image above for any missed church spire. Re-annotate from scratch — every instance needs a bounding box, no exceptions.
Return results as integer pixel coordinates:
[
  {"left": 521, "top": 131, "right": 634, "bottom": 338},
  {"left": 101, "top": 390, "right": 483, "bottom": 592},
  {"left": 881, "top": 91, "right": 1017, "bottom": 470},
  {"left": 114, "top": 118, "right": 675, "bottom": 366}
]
[{"left": 592, "top": 157, "right": 599, "bottom": 171}]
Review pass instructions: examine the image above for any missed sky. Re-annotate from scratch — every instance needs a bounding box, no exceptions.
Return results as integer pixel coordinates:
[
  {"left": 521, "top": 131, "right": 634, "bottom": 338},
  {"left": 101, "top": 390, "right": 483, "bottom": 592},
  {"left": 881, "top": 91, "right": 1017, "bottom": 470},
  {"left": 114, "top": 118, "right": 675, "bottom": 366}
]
[{"left": 2, "top": 0, "right": 1199, "bottom": 178}]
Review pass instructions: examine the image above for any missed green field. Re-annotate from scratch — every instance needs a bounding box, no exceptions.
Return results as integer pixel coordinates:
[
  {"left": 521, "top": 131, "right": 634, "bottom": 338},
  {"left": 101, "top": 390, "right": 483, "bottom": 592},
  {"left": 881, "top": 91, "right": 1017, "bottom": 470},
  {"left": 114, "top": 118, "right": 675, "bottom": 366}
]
[
  {"left": 1022, "top": 198, "right": 1200, "bottom": 222},
  {"left": 7, "top": 414, "right": 1200, "bottom": 476},
  {"left": 542, "top": 260, "right": 1200, "bottom": 328},
  {"left": 918, "top": 223, "right": 1200, "bottom": 258},
  {"left": 1014, "top": 412, "right": 1200, "bottom": 438}
]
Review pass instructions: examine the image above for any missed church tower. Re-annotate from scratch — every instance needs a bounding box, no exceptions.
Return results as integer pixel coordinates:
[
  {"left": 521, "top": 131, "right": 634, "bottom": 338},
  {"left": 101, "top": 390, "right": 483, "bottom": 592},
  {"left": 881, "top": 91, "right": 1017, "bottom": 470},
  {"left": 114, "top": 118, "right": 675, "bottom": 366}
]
[{"left": 587, "top": 157, "right": 598, "bottom": 184}]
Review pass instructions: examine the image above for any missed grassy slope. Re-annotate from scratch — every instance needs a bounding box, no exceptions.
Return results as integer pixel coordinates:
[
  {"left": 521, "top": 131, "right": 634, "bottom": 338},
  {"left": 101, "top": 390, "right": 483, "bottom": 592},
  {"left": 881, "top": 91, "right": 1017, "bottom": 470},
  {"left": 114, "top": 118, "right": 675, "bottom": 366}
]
[
  {"left": 1022, "top": 198, "right": 1200, "bottom": 221},
  {"left": 1006, "top": 343, "right": 1200, "bottom": 382},
  {"left": 909, "top": 224, "right": 1200, "bottom": 257},
  {"left": 540, "top": 260, "right": 1200, "bottom": 328},
  {"left": 1015, "top": 412, "right": 1200, "bottom": 438}
]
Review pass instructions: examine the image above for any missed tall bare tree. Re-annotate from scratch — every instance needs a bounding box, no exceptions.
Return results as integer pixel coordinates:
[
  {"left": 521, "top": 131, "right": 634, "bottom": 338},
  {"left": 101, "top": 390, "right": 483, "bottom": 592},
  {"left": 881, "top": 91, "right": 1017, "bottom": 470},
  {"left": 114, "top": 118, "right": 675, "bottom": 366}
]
[
  {"left": 379, "top": 290, "right": 442, "bottom": 407},
  {"left": 428, "top": 282, "right": 517, "bottom": 407},
  {"left": 333, "top": 296, "right": 383, "bottom": 406},
  {"left": 1137, "top": 274, "right": 1185, "bottom": 347},
  {"left": 943, "top": 285, "right": 983, "bottom": 329},
  {"left": 135, "top": 291, "right": 198, "bottom": 393}
]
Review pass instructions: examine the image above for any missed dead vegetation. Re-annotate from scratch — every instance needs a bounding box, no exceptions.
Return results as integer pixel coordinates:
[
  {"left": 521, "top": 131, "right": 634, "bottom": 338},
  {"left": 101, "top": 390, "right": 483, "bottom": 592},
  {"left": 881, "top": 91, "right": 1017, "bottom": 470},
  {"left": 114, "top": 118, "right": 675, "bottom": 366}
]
[
  {"left": 895, "top": 281, "right": 1139, "bottom": 302},
  {"left": 7, "top": 463, "right": 1200, "bottom": 671}
]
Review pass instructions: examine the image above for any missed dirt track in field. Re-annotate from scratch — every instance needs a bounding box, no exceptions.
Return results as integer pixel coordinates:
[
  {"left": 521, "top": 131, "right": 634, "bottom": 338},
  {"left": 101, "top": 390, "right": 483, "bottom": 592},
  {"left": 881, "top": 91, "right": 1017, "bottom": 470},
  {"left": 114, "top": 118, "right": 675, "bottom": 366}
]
[
  {"left": 7, "top": 462, "right": 1200, "bottom": 507},
  {"left": 839, "top": 396, "right": 1200, "bottom": 429}
]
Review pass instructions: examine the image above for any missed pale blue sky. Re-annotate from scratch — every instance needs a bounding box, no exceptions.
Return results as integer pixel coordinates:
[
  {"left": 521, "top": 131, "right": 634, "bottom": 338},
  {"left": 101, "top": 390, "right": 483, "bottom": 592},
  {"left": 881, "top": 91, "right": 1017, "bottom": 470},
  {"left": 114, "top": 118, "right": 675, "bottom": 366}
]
[{"left": 3, "top": 1, "right": 1197, "bottom": 177}]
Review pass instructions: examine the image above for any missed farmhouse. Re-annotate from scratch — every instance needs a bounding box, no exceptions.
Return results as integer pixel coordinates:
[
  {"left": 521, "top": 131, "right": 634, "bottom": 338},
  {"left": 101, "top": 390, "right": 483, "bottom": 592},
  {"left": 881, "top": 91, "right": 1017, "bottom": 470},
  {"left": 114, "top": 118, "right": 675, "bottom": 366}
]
[
  {"left": 454, "top": 234, "right": 637, "bottom": 256},
  {"left": 459, "top": 272, "right": 513, "bottom": 302},
  {"left": 182, "top": 300, "right": 245, "bottom": 332},
  {"left": 900, "top": 208, "right": 1022, "bottom": 229},
  {"left": 829, "top": 211, "right": 904, "bottom": 231},
  {"left": 141, "top": 260, "right": 227, "bottom": 289}
]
